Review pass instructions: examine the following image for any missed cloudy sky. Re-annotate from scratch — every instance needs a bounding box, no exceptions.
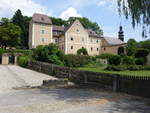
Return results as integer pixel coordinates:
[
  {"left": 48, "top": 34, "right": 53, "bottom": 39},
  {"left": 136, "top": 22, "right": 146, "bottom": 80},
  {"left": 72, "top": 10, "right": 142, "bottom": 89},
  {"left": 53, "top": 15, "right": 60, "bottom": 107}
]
[{"left": 0, "top": 0, "right": 148, "bottom": 41}]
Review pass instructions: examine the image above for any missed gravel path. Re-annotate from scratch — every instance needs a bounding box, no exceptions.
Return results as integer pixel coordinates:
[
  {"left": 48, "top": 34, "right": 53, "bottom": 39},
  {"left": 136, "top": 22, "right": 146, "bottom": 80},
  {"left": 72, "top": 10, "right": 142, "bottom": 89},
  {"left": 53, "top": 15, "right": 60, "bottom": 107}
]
[{"left": 0, "top": 65, "right": 57, "bottom": 93}]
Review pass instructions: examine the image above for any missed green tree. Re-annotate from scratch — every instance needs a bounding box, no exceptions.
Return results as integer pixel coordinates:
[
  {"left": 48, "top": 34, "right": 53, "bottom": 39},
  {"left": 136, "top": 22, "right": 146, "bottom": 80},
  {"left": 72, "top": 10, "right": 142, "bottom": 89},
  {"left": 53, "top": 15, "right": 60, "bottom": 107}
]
[
  {"left": 137, "top": 40, "right": 150, "bottom": 50},
  {"left": 126, "top": 39, "right": 137, "bottom": 56},
  {"left": 68, "top": 17, "right": 103, "bottom": 35},
  {"left": 118, "top": 0, "right": 150, "bottom": 37},
  {"left": 11, "top": 9, "right": 31, "bottom": 48},
  {"left": 77, "top": 47, "right": 88, "bottom": 55},
  {"left": 50, "top": 17, "right": 67, "bottom": 26},
  {"left": 0, "top": 18, "right": 21, "bottom": 48}
]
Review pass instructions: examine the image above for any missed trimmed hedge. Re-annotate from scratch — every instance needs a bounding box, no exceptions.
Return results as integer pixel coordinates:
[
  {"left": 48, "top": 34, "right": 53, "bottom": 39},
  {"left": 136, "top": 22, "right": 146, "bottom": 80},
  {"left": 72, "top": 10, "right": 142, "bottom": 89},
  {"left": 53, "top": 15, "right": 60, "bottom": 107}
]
[{"left": 105, "top": 65, "right": 150, "bottom": 71}]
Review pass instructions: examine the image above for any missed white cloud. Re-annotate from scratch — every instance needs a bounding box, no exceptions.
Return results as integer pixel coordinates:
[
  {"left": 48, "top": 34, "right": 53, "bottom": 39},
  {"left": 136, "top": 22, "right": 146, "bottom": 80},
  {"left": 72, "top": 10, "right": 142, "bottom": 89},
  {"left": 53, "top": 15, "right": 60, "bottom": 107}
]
[
  {"left": 0, "top": 0, "right": 52, "bottom": 18},
  {"left": 60, "top": 7, "right": 82, "bottom": 20},
  {"left": 97, "top": 1, "right": 106, "bottom": 6}
]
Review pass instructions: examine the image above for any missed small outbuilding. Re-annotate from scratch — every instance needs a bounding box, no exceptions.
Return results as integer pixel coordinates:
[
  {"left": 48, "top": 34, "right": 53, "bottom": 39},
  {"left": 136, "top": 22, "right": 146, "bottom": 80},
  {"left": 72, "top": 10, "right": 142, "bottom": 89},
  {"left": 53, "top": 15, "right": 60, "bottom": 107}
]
[{"left": 0, "top": 53, "right": 20, "bottom": 65}]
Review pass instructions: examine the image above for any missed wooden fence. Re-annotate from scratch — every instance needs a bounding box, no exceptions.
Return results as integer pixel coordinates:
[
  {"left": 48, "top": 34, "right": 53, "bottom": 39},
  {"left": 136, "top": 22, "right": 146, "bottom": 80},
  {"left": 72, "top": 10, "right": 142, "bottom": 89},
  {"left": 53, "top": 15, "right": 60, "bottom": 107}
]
[{"left": 28, "top": 60, "right": 150, "bottom": 98}]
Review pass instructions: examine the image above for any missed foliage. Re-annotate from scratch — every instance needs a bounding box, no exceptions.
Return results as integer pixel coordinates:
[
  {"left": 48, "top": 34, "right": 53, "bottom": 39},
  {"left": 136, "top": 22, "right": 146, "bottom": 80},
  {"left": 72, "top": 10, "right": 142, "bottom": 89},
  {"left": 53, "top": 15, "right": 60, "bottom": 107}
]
[
  {"left": 126, "top": 39, "right": 137, "bottom": 56},
  {"left": 11, "top": 9, "right": 31, "bottom": 48},
  {"left": 137, "top": 40, "right": 150, "bottom": 50},
  {"left": 135, "top": 48, "right": 149, "bottom": 58},
  {"left": 0, "top": 48, "right": 6, "bottom": 55},
  {"left": 77, "top": 47, "right": 88, "bottom": 55},
  {"left": 105, "top": 65, "right": 127, "bottom": 71},
  {"left": 135, "top": 57, "right": 147, "bottom": 65},
  {"left": 118, "top": 0, "right": 150, "bottom": 37},
  {"left": 105, "top": 65, "right": 144, "bottom": 71},
  {"left": 0, "top": 18, "right": 21, "bottom": 48},
  {"left": 64, "top": 54, "right": 92, "bottom": 67},
  {"left": 122, "top": 56, "right": 135, "bottom": 65},
  {"left": 96, "top": 53, "right": 114, "bottom": 59},
  {"left": 32, "top": 44, "right": 64, "bottom": 65},
  {"left": 68, "top": 17, "right": 103, "bottom": 35},
  {"left": 17, "top": 55, "right": 30, "bottom": 67},
  {"left": 50, "top": 17, "right": 68, "bottom": 26},
  {"left": 108, "top": 55, "right": 121, "bottom": 65}
]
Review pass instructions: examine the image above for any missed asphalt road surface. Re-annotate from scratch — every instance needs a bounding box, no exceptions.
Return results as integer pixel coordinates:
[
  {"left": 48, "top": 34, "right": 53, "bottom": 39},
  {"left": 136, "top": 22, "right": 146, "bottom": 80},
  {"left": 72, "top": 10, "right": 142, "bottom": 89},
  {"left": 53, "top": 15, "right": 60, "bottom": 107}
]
[{"left": 0, "top": 65, "right": 149, "bottom": 113}]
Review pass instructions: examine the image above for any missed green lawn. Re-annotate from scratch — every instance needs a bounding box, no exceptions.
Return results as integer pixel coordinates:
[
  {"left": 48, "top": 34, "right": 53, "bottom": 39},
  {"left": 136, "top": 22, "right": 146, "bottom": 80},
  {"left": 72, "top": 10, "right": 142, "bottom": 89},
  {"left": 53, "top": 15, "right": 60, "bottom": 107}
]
[{"left": 79, "top": 67, "right": 150, "bottom": 77}]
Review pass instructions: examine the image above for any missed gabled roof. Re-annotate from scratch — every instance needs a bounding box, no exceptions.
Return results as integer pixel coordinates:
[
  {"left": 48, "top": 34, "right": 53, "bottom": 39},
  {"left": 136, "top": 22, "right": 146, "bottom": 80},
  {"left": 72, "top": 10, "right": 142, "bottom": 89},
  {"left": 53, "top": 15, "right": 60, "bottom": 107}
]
[
  {"left": 32, "top": 13, "right": 52, "bottom": 25},
  {"left": 87, "top": 29, "right": 101, "bottom": 38},
  {"left": 102, "top": 36, "right": 126, "bottom": 46},
  {"left": 53, "top": 25, "right": 65, "bottom": 31}
]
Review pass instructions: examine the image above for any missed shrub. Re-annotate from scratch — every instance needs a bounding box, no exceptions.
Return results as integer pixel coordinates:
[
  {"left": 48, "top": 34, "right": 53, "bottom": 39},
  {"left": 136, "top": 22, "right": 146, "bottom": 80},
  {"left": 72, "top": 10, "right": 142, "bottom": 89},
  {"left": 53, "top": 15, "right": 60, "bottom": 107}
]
[
  {"left": 105, "top": 65, "right": 127, "bottom": 71},
  {"left": 17, "top": 55, "right": 30, "bottom": 67},
  {"left": 96, "top": 53, "right": 113, "bottom": 59},
  {"left": 122, "top": 56, "right": 135, "bottom": 65},
  {"left": 32, "top": 44, "right": 65, "bottom": 65},
  {"left": 135, "top": 48, "right": 149, "bottom": 58},
  {"left": 135, "top": 57, "right": 147, "bottom": 65},
  {"left": 143, "top": 65, "right": 150, "bottom": 70},
  {"left": 108, "top": 55, "right": 121, "bottom": 65},
  {"left": 77, "top": 47, "right": 88, "bottom": 55},
  {"left": 64, "top": 54, "right": 92, "bottom": 67},
  {"left": 127, "top": 65, "right": 140, "bottom": 71}
]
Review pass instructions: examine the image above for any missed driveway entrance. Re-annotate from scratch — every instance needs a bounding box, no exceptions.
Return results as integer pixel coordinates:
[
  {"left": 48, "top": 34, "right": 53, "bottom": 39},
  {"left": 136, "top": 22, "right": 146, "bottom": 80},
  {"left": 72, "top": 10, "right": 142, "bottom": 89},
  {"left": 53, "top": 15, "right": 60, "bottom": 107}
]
[{"left": 0, "top": 65, "right": 149, "bottom": 113}]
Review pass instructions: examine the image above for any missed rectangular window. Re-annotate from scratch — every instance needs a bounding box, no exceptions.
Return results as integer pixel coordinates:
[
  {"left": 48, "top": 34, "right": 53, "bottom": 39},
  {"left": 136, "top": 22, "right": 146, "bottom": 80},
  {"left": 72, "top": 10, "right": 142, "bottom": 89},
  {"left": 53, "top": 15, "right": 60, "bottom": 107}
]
[
  {"left": 91, "top": 47, "right": 93, "bottom": 51},
  {"left": 97, "top": 48, "right": 99, "bottom": 51},
  {"left": 41, "top": 30, "right": 45, "bottom": 34},
  {"left": 41, "top": 38, "right": 45, "bottom": 43},
  {"left": 71, "top": 46, "right": 73, "bottom": 49},
  {"left": 82, "top": 38, "right": 84, "bottom": 42}
]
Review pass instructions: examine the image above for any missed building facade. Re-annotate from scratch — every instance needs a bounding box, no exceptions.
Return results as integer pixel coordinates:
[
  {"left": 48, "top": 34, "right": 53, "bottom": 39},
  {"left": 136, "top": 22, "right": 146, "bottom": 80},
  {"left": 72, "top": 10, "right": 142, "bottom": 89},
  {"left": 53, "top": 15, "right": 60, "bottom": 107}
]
[{"left": 29, "top": 13, "right": 126, "bottom": 56}]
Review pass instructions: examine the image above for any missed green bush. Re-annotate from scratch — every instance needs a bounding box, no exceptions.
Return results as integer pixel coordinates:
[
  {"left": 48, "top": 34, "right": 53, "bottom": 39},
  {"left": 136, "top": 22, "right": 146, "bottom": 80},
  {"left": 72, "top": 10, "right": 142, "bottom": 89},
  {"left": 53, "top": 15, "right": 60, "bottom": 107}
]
[
  {"left": 77, "top": 47, "right": 88, "bottom": 55},
  {"left": 64, "top": 54, "right": 92, "bottom": 67},
  {"left": 108, "top": 55, "right": 121, "bottom": 65},
  {"left": 126, "top": 65, "right": 140, "bottom": 71},
  {"left": 105, "top": 65, "right": 127, "bottom": 71},
  {"left": 143, "top": 65, "right": 150, "bottom": 70},
  {"left": 135, "top": 57, "right": 147, "bottom": 65},
  {"left": 32, "top": 44, "right": 65, "bottom": 65},
  {"left": 135, "top": 48, "right": 149, "bottom": 58},
  {"left": 96, "top": 53, "right": 113, "bottom": 59},
  {"left": 17, "top": 55, "right": 30, "bottom": 67},
  {"left": 122, "top": 56, "right": 135, "bottom": 65}
]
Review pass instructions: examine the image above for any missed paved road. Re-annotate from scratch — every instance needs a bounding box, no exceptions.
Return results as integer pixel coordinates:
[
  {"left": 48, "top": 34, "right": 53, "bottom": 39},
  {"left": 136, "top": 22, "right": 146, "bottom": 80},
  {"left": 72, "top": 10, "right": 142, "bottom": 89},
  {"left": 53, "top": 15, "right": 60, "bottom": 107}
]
[
  {"left": 0, "top": 65, "right": 57, "bottom": 93},
  {"left": 0, "top": 65, "right": 150, "bottom": 113}
]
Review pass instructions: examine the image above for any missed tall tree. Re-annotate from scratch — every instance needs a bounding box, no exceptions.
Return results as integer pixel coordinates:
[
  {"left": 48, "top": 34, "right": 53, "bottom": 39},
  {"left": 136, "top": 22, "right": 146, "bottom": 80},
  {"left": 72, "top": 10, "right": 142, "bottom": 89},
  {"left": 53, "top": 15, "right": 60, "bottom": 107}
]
[
  {"left": 126, "top": 39, "right": 137, "bottom": 56},
  {"left": 118, "top": 0, "right": 150, "bottom": 38},
  {"left": 0, "top": 18, "right": 21, "bottom": 48},
  {"left": 11, "top": 9, "right": 31, "bottom": 48}
]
